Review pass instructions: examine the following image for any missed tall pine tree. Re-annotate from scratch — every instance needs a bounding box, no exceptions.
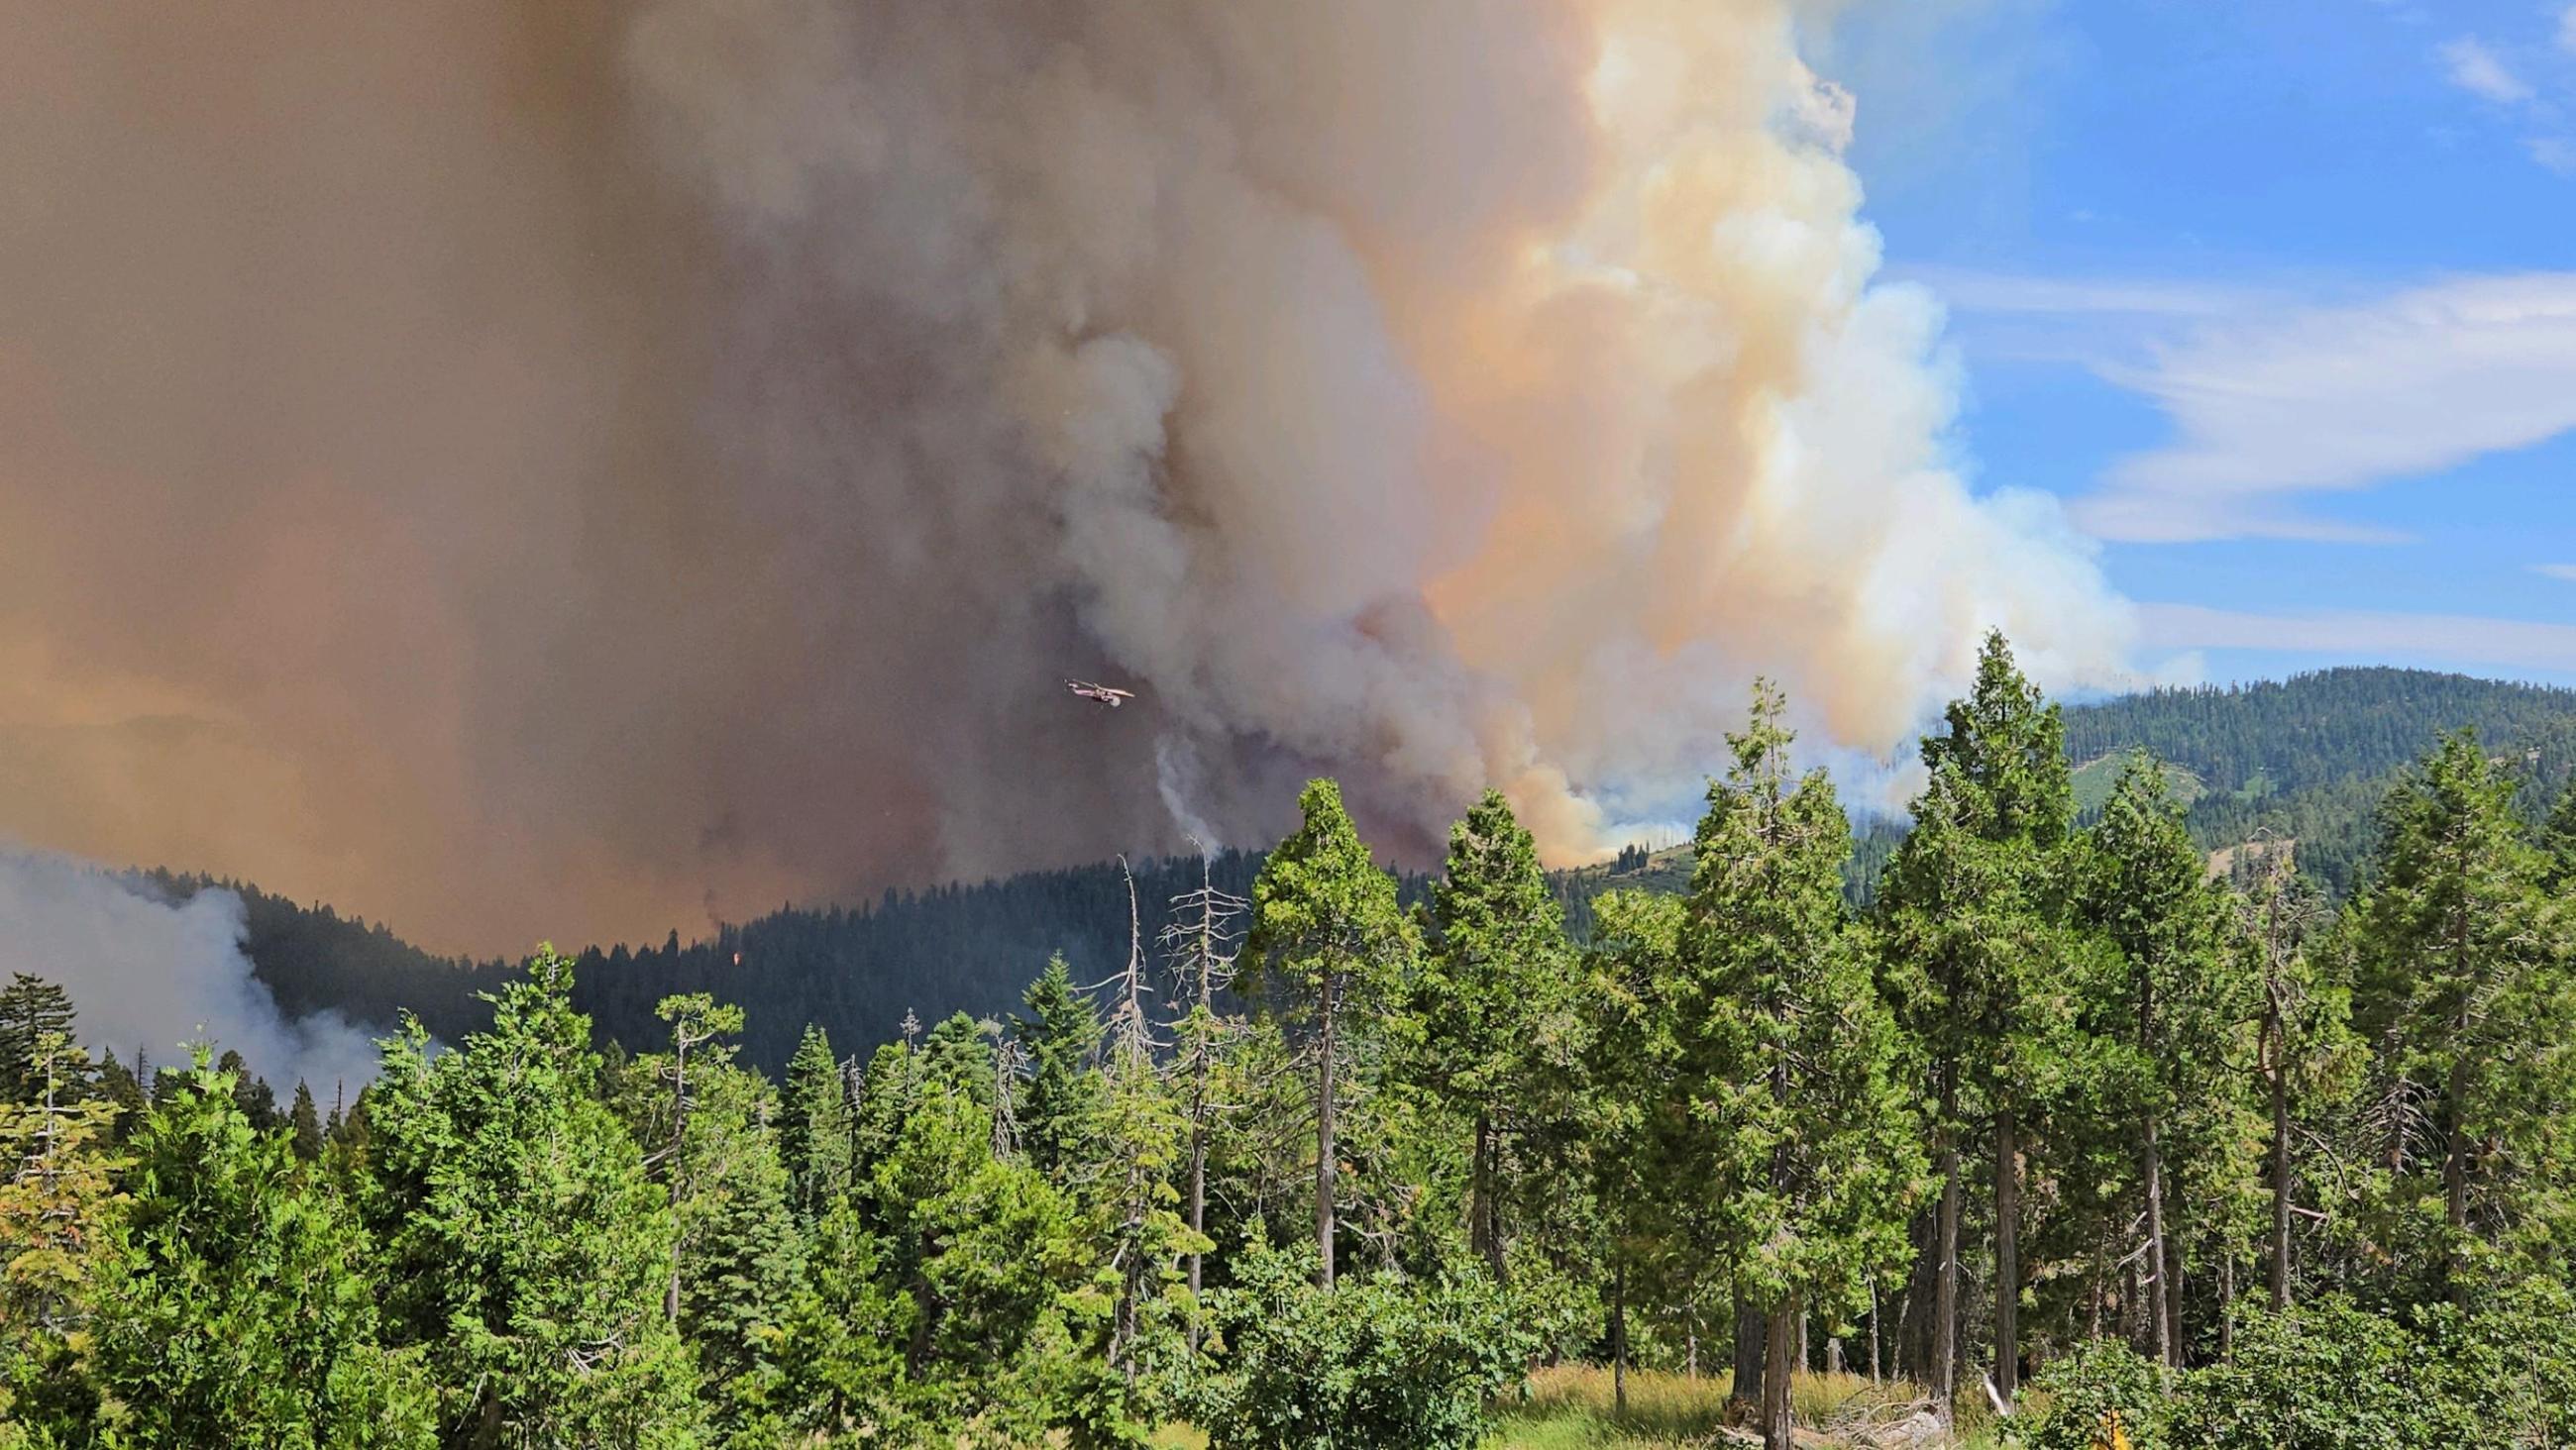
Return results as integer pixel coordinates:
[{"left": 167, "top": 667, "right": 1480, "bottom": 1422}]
[
  {"left": 1249, "top": 779, "right": 1418, "bottom": 1288},
  {"left": 1412, "top": 789, "right": 1574, "bottom": 1281},
  {"left": 1681, "top": 682, "right": 1924, "bottom": 1449}
]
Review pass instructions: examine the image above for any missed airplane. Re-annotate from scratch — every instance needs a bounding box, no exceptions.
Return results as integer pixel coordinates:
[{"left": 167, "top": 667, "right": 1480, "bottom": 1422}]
[{"left": 1065, "top": 678, "right": 1136, "bottom": 708}]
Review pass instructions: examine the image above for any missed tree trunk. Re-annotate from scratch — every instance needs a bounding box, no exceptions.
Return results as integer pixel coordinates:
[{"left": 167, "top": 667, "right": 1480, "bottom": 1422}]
[
  {"left": 1763, "top": 1294, "right": 1799, "bottom": 1450},
  {"left": 1869, "top": 1283, "right": 1881, "bottom": 1384},
  {"left": 1188, "top": 1102, "right": 1209, "bottom": 1347},
  {"left": 1933, "top": 1137, "right": 1961, "bottom": 1423},
  {"left": 2218, "top": 1255, "right": 2235, "bottom": 1363},
  {"left": 667, "top": 1035, "right": 689, "bottom": 1326},
  {"left": 2443, "top": 1048, "right": 2470, "bottom": 1297},
  {"left": 1612, "top": 1259, "right": 1630, "bottom": 1419},
  {"left": 2443, "top": 888, "right": 2472, "bottom": 1299},
  {"left": 1994, "top": 1104, "right": 2020, "bottom": 1403},
  {"left": 2163, "top": 1223, "right": 2185, "bottom": 1371},
  {"left": 2268, "top": 995, "right": 2293, "bottom": 1311},
  {"left": 1474, "top": 1109, "right": 1506, "bottom": 1282},
  {"left": 1316, "top": 967, "right": 1339, "bottom": 1289},
  {"left": 1731, "top": 1295, "right": 1767, "bottom": 1421},
  {"left": 2143, "top": 1111, "right": 2173, "bottom": 1368}
]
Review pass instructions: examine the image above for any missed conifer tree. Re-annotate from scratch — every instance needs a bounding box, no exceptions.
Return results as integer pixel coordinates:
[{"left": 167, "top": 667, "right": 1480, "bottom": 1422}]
[
  {"left": 1414, "top": 788, "right": 1574, "bottom": 1280},
  {"left": 0, "top": 1029, "right": 120, "bottom": 1416},
  {"left": 2237, "top": 849, "right": 2346, "bottom": 1311},
  {"left": 1249, "top": 778, "right": 1419, "bottom": 1288},
  {"left": 2079, "top": 753, "right": 2256, "bottom": 1364},
  {"left": 364, "top": 947, "right": 698, "bottom": 1443},
  {"left": 781, "top": 1023, "right": 854, "bottom": 1220},
  {"left": 2347, "top": 732, "right": 2576, "bottom": 1295},
  {"left": 1095, "top": 862, "right": 1197, "bottom": 1391},
  {"left": 94, "top": 1049, "right": 150, "bottom": 1144},
  {"left": 288, "top": 1079, "right": 325, "bottom": 1163},
  {"left": 1019, "top": 955, "right": 1105, "bottom": 1181},
  {"left": 605, "top": 993, "right": 805, "bottom": 1436},
  {"left": 1879, "top": 631, "right": 2077, "bottom": 1409},
  {"left": 215, "top": 1049, "right": 279, "bottom": 1132},
  {"left": 1683, "top": 683, "right": 1925, "bottom": 1448},
  {"left": 1577, "top": 888, "right": 1687, "bottom": 1417},
  {"left": 1160, "top": 850, "right": 1246, "bottom": 1338},
  {"left": 0, "top": 975, "right": 77, "bottom": 1105},
  {"left": 87, "top": 1053, "right": 434, "bottom": 1446}
]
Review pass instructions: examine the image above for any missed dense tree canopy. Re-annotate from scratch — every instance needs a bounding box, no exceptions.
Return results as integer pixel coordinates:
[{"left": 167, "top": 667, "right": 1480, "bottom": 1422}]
[{"left": 5, "top": 648, "right": 2576, "bottom": 1448}]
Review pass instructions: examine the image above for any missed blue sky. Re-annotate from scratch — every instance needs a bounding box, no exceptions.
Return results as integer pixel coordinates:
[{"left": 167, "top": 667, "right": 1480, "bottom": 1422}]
[{"left": 1825, "top": 0, "right": 2576, "bottom": 688}]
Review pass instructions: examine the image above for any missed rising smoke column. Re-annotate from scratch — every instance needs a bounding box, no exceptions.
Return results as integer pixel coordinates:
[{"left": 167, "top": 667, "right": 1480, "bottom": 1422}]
[
  {"left": 0, "top": 850, "right": 379, "bottom": 1095},
  {"left": 0, "top": 0, "right": 2133, "bottom": 956}
]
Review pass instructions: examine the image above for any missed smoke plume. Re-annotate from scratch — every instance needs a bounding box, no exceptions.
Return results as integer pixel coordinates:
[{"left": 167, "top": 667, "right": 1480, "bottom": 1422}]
[
  {"left": 0, "top": 0, "right": 2134, "bottom": 955},
  {"left": 0, "top": 850, "right": 379, "bottom": 1094}
]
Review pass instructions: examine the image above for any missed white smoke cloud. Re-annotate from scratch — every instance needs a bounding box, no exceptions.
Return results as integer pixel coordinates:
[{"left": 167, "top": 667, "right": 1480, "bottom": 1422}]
[
  {"left": 0, "top": 849, "right": 378, "bottom": 1094},
  {"left": 0, "top": 0, "right": 2140, "bottom": 954},
  {"left": 625, "top": 0, "right": 2139, "bottom": 863}
]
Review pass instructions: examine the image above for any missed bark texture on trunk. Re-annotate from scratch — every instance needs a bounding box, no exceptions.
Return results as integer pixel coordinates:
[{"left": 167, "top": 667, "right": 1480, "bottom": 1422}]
[
  {"left": 1933, "top": 1143, "right": 1961, "bottom": 1422},
  {"left": 2268, "top": 991, "right": 2293, "bottom": 1310},
  {"left": 1994, "top": 1105, "right": 2020, "bottom": 1402},
  {"left": 2143, "top": 1112, "right": 2173, "bottom": 1368},
  {"left": 1611, "top": 1260, "right": 1630, "bottom": 1418},
  {"left": 1316, "top": 969, "right": 1339, "bottom": 1289},
  {"left": 1731, "top": 1295, "right": 1767, "bottom": 1420},
  {"left": 1762, "top": 1295, "right": 1799, "bottom": 1450}
]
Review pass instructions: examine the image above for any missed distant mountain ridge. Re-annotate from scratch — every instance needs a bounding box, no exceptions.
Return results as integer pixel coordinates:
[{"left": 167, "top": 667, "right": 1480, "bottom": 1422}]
[{"left": 200, "top": 667, "right": 2576, "bottom": 1073}]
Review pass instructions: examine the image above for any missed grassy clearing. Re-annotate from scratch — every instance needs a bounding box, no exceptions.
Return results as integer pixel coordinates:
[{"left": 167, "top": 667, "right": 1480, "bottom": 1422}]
[
  {"left": 1486, "top": 1364, "right": 2004, "bottom": 1448},
  {"left": 1157, "top": 1363, "right": 2007, "bottom": 1448}
]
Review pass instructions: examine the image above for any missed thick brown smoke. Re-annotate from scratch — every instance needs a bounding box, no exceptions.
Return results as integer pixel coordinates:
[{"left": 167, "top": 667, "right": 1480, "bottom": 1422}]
[{"left": 0, "top": 0, "right": 2135, "bottom": 956}]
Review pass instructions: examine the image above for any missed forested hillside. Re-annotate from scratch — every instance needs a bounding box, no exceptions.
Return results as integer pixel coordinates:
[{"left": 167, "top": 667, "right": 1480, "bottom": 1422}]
[
  {"left": 2063, "top": 669, "right": 2576, "bottom": 896},
  {"left": 13, "top": 638, "right": 2576, "bottom": 1448},
  {"left": 143, "top": 871, "right": 509, "bottom": 1046},
  {"left": 201, "top": 668, "right": 2576, "bottom": 1076},
  {"left": 566, "top": 852, "right": 1355, "bottom": 1072}
]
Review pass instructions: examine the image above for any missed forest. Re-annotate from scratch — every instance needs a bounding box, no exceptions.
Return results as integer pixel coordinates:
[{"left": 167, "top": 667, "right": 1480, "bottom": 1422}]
[
  {"left": 7, "top": 634, "right": 2576, "bottom": 1448},
  {"left": 185, "top": 667, "right": 2576, "bottom": 1085}
]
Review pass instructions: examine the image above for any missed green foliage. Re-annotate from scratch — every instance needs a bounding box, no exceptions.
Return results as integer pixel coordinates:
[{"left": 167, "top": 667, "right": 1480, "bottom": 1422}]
[
  {"left": 0, "top": 1032, "right": 120, "bottom": 1429},
  {"left": 0, "top": 979, "right": 76, "bottom": 1107},
  {"left": 1192, "top": 1234, "right": 1532, "bottom": 1450},
  {"left": 2009, "top": 1339, "right": 2171, "bottom": 1450},
  {"left": 2344, "top": 732, "right": 2576, "bottom": 1290},
  {"left": 287, "top": 1081, "right": 324, "bottom": 1163},
  {"left": 2170, "top": 1298, "right": 2437, "bottom": 1450},
  {"left": 20, "top": 650, "right": 2576, "bottom": 1449},
  {"left": 778, "top": 1023, "right": 852, "bottom": 1222},
  {"left": 1412, "top": 789, "right": 1577, "bottom": 1275},
  {"left": 615, "top": 1009, "right": 805, "bottom": 1444},
  {"left": 1249, "top": 779, "right": 1421, "bottom": 1284},
  {"left": 85, "top": 1053, "right": 435, "bottom": 1448},
  {"left": 1675, "top": 682, "right": 1924, "bottom": 1436},
  {"left": 1251, "top": 780, "right": 1418, "bottom": 1015},
  {"left": 1020, "top": 955, "right": 1106, "bottom": 1180},
  {"left": 362, "top": 948, "right": 699, "bottom": 1445}
]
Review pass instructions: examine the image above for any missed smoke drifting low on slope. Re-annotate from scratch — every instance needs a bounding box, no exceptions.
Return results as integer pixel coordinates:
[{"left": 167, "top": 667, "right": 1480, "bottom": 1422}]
[
  {"left": 0, "top": 0, "right": 2135, "bottom": 956},
  {"left": 0, "top": 851, "right": 378, "bottom": 1093}
]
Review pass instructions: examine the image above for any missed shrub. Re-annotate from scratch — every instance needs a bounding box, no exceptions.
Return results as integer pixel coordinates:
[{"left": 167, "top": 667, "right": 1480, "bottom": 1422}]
[
  {"left": 2011, "top": 1338, "right": 2171, "bottom": 1450},
  {"left": 2171, "top": 1298, "right": 2426, "bottom": 1450},
  {"left": 1192, "top": 1235, "right": 1532, "bottom": 1450}
]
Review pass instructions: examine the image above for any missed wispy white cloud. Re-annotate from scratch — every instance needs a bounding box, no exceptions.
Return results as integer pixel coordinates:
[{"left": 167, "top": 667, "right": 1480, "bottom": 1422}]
[
  {"left": 2429, "top": 23, "right": 2576, "bottom": 176},
  {"left": 2533, "top": 564, "right": 2576, "bottom": 582},
  {"left": 1893, "top": 265, "right": 2260, "bottom": 319},
  {"left": 2072, "top": 273, "right": 2576, "bottom": 543},
  {"left": 2142, "top": 603, "right": 2576, "bottom": 675},
  {"left": 2441, "top": 36, "right": 2536, "bottom": 103}
]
